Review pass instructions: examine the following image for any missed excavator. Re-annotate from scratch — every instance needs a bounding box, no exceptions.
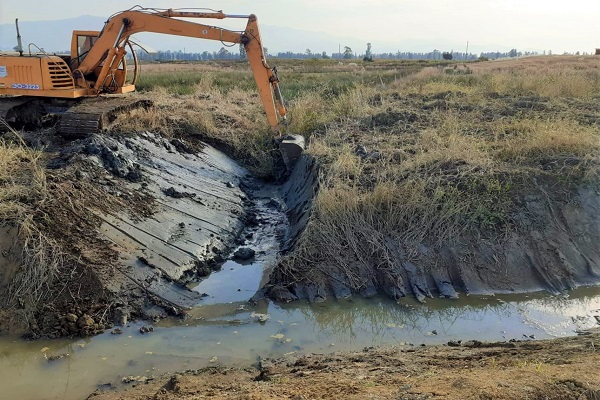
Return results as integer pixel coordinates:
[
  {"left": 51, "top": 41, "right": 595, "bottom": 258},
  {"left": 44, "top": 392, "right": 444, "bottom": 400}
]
[{"left": 0, "top": 6, "right": 303, "bottom": 164}]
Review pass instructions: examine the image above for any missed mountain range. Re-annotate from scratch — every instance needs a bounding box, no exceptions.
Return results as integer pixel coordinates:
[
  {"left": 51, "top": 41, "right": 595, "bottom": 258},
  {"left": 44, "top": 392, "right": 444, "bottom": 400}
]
[{"left": 0, "top": 15, "right": 505, "bottom": 56}]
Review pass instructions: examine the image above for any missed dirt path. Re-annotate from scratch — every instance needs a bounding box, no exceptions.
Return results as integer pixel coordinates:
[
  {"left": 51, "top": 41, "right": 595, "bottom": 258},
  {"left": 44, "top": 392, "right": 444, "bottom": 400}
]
[{"left": 89, "top": 330, "right": 600, "bottom": 400}]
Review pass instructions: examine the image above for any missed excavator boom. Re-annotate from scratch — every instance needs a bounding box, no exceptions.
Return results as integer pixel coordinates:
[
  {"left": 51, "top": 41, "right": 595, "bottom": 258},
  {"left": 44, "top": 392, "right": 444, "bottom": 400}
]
[{"left": 75, "top": 9, "right": 287, "bottom": 131}]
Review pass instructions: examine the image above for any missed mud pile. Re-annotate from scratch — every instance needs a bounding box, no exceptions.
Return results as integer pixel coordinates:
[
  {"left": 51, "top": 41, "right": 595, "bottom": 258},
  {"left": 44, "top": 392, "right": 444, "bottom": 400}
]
[
  {"left": 88, "top": 132, "right": 252, "bottom": 318},
  {"left": 0, "top": 121, "right": 328, "bottom": 338}
]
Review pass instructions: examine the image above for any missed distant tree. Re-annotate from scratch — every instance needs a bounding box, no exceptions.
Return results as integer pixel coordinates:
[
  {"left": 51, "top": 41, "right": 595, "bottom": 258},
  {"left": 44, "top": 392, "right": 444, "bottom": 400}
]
[
  {"left": 305, "top": 49, "right": 312, "bottom": 57},
  {"left": 131, "top": 45, "right": 543, "bottom": 63},
  {"left": 363, "top": 43, "right": 373, "bottom": 62},
  {"left": 217, "top": 47, "right": 231, "bottom": 59},
  {"left": 442, "top": 52, "right": 453, "bottom": 60},
  {"left": 508, "top": 48, "right": 518, "bottom": 58},
  {"left": 343, "top": 46, "right": 353, "bottom": 59},
  {"left": 239, "top": 44, "right": 247, "bottom": 60},
  {"left": 263, "top": 47, "right": 269, "bottom": 57}
]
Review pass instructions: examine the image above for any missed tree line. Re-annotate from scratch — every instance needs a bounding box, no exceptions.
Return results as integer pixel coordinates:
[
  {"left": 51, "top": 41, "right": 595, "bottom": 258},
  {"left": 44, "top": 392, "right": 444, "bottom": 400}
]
[{"left": 133, "top": 46, "right": 589, "bottom": 62}]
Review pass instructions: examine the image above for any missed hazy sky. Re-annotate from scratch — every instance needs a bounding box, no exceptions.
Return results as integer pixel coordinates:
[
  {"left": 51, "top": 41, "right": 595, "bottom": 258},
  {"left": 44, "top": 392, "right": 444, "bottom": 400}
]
[{"left": 1, "top": 0, "right": 599, "bottom": 53}]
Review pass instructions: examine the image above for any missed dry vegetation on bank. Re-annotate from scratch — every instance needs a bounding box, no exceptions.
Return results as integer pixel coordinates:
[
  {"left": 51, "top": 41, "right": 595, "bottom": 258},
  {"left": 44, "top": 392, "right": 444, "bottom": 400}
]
[
  {"left": 114, "top": 58, "right": 431, "bottom": 177},
  {"left": 0, "top": 127, "right": 62, "bottom": 312},
  {"left": 284, "top": 57, "right": 600, "bottom": 293}
]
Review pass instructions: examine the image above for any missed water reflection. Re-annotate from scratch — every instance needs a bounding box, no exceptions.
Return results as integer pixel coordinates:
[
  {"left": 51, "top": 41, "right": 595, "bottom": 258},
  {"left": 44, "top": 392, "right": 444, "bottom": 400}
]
[{"left": 271, "top": 295, "right": 513, "bottom": 344}]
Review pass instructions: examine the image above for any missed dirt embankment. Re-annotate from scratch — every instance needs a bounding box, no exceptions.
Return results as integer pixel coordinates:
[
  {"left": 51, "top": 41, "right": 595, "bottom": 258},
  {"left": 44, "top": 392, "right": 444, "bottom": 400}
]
[
  {"left": 0, "top": 227, "right": 27, "bottom": 334},
  {"left": 263, "top": 87, "right": 600, "bottom": 304},
  {"left": 267, "top": 182, "right": 600, "bottom": 303},
  {"left": 0, "top": 129, "right": 273, "bottom": 338},
  {"left": 88, "top": 330, "right": 600, "bottom": 400}
]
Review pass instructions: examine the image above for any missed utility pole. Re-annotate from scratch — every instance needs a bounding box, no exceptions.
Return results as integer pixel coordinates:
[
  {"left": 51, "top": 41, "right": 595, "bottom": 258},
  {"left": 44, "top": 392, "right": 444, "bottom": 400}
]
[{"left": 465, "top": 41, "right": 469, "bottom": 60}]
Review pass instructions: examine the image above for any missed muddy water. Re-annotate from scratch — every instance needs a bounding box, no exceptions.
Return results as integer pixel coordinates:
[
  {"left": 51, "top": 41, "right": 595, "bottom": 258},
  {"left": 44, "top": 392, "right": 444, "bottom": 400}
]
[{"left": 1, "top": 286, "right": 600, "bottom": 400}]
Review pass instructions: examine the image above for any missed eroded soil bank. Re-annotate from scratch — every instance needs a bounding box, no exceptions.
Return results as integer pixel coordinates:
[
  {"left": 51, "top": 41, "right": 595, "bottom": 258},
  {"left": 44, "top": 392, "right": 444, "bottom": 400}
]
[
  {"left": 265, "top": 182, "right": 600, "bottom": 303},
  {"left": 263, "top": 83, "right": 600, "bottom": 304},
  {"left": 88, "top": 329, "right": 600, "bottom": 400},
  {"left": 0, "top": 128, "right": 315, "bottom": 338}
]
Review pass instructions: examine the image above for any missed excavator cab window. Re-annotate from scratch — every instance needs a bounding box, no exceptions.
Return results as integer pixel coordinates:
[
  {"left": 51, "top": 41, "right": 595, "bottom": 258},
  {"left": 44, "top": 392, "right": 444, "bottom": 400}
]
[{"left": 76, "top": 35, "right": 98, "bottom": 64}]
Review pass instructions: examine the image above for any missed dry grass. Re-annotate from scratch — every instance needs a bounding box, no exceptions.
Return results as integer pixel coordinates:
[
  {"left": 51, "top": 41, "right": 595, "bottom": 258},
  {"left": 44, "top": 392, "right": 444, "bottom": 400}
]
[
  {"left": 479, "top": 68, "right": 600, "bottom": 98},
  {"left": 0, "top": 132, "right": 45, "bottom": 219},
  {"left": 395, "top": 56, "right": 600, "bottom": 99},
  {"left": 492, "top": 118, "right": 600, "bottom": 161},
  {"left": 0, "top": 122, "right": 63, "bottom": 309},
  {"left": 7, "top": 216, "right": 63, "bottom": 308},
  {"left": 277, "top": 56, "right": 600, "bottom": 287}
]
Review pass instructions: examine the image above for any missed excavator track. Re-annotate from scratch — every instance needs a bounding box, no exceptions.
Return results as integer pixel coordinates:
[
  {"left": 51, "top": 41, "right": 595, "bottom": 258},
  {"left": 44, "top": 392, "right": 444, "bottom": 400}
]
[
  {"left": 1, "top": 96, "right": 153, "bottom": 137},
  {"left": 58, "top": 97, "right": 153, "bottom": 139}
]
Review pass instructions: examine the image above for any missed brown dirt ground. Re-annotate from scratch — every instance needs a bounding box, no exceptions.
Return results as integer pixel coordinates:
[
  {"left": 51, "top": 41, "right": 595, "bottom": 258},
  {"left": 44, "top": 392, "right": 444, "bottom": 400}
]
[
  {"left": 0, "top": 226, "right": 29, "bottom": 335},
  {"left": 89, "top": 330, "right": 600, "bottom": 400}
]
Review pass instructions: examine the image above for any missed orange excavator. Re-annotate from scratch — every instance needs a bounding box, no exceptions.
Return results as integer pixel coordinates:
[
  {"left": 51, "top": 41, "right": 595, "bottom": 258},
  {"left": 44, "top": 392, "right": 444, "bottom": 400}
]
[{"left": 0, "top": 6, "right": 298, "bottom": 153}]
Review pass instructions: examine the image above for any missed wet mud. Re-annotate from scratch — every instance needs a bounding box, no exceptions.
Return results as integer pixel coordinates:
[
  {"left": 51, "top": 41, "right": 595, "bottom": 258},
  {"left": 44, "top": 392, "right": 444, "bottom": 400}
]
[{"left": 0, "top": 127, "right": 314, "bottom": 338}]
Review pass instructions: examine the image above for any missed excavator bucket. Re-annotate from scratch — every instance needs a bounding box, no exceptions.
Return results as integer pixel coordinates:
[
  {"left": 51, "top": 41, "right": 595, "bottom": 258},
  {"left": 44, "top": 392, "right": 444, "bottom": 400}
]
[{"left": 279, "top": 134, "right": 305, "bottom": 169}]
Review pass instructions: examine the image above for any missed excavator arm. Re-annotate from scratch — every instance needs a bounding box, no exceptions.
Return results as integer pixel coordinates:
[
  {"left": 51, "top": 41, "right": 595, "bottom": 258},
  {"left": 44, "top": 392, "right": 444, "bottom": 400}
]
[{"left": 75, "top": 9, "right": 286, "bottom": 131}]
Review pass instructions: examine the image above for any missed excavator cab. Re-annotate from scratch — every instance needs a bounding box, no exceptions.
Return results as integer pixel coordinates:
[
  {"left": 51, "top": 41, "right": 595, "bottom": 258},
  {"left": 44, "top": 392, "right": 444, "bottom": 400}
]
[{"left": 71, "top": 31, "right": 100, "bottom": 69}]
